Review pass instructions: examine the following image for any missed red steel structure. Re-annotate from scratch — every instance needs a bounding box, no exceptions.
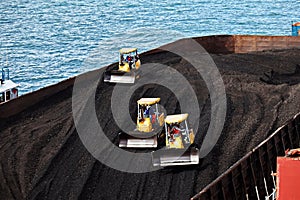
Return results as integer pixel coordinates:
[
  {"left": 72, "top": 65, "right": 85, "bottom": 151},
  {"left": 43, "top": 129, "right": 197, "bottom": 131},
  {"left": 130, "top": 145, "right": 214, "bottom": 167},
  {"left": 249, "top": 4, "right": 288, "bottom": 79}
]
[{"left": 277, "top": 156, "right": 300, "bottom": 200}]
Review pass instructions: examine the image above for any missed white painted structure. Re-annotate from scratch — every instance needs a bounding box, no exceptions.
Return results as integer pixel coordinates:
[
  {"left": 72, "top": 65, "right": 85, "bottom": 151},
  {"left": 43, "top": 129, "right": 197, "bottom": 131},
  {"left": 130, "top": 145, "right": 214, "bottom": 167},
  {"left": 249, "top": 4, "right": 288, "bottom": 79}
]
[{"left": 0, "top": 67, "right": 19, "bottom": 103}]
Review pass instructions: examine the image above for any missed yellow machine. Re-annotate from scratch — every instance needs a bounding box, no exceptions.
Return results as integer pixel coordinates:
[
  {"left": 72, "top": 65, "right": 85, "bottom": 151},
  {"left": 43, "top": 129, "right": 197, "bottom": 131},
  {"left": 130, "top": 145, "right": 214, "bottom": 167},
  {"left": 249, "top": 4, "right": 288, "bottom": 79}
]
[
  {"left": 119, "top": 98, "right": 165, "bottom": 148},
  {"left": 104, "top": 48, "right": 141, "bottom": 84},
  {"left": 118, "top": 48, "right": 141, "bottom": 72},
  {"left": 152, "top": 113, "right": 199, "bottom": 167},
  {"left": 136, "top": 98, "right": 164, "bottom": 132}
]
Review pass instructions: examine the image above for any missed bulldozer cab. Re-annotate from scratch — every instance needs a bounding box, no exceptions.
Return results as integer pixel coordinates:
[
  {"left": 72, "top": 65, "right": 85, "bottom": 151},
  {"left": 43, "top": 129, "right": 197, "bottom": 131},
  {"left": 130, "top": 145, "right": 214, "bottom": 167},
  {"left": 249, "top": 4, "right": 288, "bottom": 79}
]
[
  {"left": 119, "top": 48, "right": 141, "bottom": 73},
  {"left": 164, "top": 114, "right": 194, "bottom": 149},
  {"left": 118, "top": 97, "right": 165, "bottom": 148},
  {"left": 137, "top": 98, "right": 164, "bottom": 132},
  {"left": 103, "top": 48, "right": 141, "bottom": 84},
  {"left": 151, "top": 113, "right": 199, "bottom": 167}
]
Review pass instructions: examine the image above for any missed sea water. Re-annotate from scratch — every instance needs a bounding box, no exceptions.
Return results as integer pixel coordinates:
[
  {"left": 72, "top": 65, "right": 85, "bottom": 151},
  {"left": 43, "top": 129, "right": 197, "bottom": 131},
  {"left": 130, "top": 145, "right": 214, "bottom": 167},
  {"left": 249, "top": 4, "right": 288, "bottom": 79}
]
[{"left": 0, "top": 0, "right": 298, "bottom": 95}]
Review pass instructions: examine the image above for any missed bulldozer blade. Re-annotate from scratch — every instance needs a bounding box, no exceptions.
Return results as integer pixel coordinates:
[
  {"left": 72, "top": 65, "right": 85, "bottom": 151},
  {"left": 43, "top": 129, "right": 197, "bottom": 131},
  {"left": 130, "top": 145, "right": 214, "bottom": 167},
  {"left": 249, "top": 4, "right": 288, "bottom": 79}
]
[
  {"left": 103, "top": 71, "right": 135, "bottom": 84},
  {"left": 151, "top": 147, "right": 199, "bottom": 167},
  {"left": 119, "top": 132, "right": 158, "bottom": 148}
]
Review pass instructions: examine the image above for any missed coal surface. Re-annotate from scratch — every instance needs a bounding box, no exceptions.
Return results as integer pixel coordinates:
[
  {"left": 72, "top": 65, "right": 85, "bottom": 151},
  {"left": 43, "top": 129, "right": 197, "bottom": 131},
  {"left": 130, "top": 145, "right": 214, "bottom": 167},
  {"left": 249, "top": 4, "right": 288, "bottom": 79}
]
[{"left": 1, "top": 48, "right": 300, "bottom": 200}]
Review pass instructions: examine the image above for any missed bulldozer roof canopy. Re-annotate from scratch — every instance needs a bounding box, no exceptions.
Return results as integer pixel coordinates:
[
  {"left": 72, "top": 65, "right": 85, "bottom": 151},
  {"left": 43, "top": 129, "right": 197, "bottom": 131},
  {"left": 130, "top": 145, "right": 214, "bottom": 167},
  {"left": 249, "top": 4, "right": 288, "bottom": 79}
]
[
  {"left": 165, "top": 114, "right": 188, "bottom": 124},
  {"left": 137, "top": 98, "right": 160, "bottom": 105},
  {"left": 119, "top": 48, "right": 137, "bottom": 54}
]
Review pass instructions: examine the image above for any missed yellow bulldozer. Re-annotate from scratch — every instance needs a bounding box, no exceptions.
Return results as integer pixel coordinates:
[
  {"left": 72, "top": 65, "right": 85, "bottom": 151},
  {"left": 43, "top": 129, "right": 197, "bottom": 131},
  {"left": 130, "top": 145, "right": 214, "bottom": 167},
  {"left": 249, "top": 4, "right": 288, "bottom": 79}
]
[
  {"left": 119, "top": 98, "right": 165, "bottom": 148},
  {"left": 152, "top": 113, "right": 200, "bottom": 167},
  {"left": 103, "top": 48, "right": 141, "bottom": 84}
]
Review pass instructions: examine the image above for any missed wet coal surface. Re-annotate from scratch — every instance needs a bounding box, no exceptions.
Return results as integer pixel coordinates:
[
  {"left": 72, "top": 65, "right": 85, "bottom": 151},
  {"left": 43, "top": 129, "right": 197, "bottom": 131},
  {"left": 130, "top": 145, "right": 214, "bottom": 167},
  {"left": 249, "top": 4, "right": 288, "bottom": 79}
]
[{"left": 1, "top": 47, "right": 300, "bottom": 200}]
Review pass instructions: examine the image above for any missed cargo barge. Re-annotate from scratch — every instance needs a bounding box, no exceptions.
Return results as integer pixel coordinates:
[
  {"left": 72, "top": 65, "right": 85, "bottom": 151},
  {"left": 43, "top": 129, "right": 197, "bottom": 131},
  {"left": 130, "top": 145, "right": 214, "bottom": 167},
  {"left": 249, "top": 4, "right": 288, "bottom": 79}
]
[{"left": 0, "top": 35, "right": 300, "bottom": 200}]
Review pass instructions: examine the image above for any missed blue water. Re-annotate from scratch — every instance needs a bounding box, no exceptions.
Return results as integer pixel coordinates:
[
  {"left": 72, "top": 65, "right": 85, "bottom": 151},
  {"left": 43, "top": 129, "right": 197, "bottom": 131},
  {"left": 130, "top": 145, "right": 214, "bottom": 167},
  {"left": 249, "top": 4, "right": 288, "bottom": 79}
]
[{"left": 0, "top": 0, "right": 298, "bottom": 95}]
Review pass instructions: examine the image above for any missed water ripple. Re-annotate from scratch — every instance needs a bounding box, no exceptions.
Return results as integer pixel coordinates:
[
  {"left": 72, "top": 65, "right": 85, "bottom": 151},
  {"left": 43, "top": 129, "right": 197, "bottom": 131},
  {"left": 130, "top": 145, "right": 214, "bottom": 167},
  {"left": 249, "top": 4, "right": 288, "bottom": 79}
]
[{"left": 0, "top": 0, "right": 298, "bottom": 94}]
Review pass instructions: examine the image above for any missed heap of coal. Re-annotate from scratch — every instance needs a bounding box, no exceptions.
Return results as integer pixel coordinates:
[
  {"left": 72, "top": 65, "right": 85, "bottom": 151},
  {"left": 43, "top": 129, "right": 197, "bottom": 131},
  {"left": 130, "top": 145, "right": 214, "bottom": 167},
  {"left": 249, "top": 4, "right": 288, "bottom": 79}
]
[{"left": 1, "top": 45, "right": 300, "bottom": 200}]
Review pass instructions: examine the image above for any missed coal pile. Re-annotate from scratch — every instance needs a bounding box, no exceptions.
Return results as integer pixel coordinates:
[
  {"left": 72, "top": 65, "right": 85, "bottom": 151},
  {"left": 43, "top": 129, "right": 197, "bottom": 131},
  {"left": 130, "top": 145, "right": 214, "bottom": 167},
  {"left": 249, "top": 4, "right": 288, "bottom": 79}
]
[{"left": 1, "top": 45, "right": 300, "bottom": 200}]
